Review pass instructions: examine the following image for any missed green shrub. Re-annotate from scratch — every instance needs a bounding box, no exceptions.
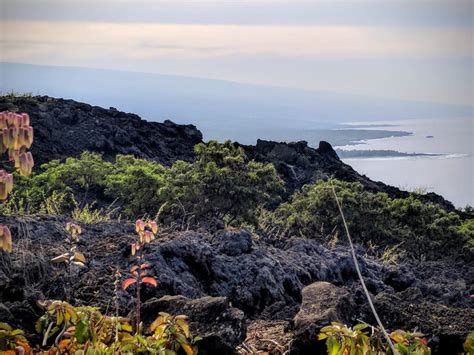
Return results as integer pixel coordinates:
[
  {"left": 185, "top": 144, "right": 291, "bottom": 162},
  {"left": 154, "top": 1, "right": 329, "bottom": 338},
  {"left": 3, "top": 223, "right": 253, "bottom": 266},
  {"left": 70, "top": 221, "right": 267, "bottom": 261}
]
[
  {"left": 319, "top": 322, "right": 431, "bottom": 355},
  {"left": 264, "top": 179, "right": 471, "bottom": 260},
  {"left": 464, "top": 332, "right": 474, "bottom": 354},
  {"left": 104, "top": 155, "right": 167, "bottom": 218},
  {"left": 458, "top": 219, "right": 474, "bottom": 257},
  {"left": 8, "top": 152, "right": 111, "bottom": 214},
  {"left": 35, "top": 301, "right": 199, "bottom": 354},
  {"left": 268, "top": 180, "right": 363, "bottom": 240},
  {"left": 7, "top": 142, "right": 284, "bottom": 226},
  {"left": 169, "top": 141, "right": 284, "bottom": 225}
]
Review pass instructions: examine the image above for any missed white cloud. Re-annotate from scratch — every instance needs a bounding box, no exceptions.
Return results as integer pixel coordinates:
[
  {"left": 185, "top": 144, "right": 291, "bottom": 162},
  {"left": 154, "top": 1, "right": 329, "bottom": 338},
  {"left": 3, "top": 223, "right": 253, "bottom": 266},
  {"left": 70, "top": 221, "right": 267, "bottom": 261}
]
[
  {"left": 2, "top": 21, "right": 471, "bottom": 62},
  {"left": 2, "top": 19, "right": 471, "bottom": 105}
]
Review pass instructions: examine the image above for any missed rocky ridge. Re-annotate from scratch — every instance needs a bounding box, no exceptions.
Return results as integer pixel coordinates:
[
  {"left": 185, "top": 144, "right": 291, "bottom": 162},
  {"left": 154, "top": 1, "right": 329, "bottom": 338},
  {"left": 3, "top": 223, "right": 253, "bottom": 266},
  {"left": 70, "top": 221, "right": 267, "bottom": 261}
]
[
  {"left": 0, "top": 95, "right": 454, "bottom": 209},
  {"left": 0, "top": 95, "right": 203, "bottom": 167}
]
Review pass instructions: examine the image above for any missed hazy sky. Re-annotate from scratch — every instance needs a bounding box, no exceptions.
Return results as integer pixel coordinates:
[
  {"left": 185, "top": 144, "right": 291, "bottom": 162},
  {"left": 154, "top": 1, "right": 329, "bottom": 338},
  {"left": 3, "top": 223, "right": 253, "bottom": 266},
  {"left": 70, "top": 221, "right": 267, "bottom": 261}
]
[{"left": 1, "top": 0, "right": 473, "bottom": 105}]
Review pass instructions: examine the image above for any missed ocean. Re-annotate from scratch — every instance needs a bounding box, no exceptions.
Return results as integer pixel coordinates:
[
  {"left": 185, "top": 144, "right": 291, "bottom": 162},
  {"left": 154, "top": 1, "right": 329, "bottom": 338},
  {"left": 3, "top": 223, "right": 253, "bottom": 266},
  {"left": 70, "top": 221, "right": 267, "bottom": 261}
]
[{"left": 335, "top": 118, "right": 473, "bottom": 208}]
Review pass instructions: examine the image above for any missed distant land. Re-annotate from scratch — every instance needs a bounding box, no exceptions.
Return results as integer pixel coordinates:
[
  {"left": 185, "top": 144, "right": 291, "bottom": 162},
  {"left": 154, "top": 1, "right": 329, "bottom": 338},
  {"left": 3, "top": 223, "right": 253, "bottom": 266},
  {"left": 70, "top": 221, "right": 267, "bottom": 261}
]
[
  {"left": 1, "top": 62, "right": 471, "bottom": 145},
  {"left": 335, "top": 149, "right": 443, "bottom": 159},
  {"left": 233, "top": 128, "right": 412, "bottom": 147}
]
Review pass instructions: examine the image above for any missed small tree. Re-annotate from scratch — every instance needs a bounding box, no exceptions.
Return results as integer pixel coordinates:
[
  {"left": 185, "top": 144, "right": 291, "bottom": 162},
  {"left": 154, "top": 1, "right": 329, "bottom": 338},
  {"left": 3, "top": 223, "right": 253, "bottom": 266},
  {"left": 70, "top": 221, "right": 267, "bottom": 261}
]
[
  {"left": 122, "top": 219, "right": 159, "bottom": 333},
  {"left": 0, "top": 111, "right": 34, "bottom": 252},
  {"left": 164, "top": 140, "right": 284, "bottom": 225},
  {"left": 51, "top": 223, "right": 86, "bottom": 301}
]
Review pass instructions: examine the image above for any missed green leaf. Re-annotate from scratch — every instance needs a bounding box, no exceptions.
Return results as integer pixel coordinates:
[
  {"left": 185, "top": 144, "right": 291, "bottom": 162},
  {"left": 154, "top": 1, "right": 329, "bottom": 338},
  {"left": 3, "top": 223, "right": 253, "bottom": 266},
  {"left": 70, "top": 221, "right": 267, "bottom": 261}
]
[
  {"left": 10, "top": 329, "right": 24, "bottom": 336},
  {"left": 353, "top": 323, "right": 369, "bottom": 331},
  {"left": 326, "top": 337, "right": 341, "bottom": 355},
  {"left": 121, "top": 324, "right": 133, "bottom": 333},
  {"left": 0, "top": 323, "right": 12, "bottom": 331},
  {"left": 75, "top": 320, "right": 89, "bottom": 343},
  {"left": 35, "top": 319, "right": 43, "bottom": 334}
]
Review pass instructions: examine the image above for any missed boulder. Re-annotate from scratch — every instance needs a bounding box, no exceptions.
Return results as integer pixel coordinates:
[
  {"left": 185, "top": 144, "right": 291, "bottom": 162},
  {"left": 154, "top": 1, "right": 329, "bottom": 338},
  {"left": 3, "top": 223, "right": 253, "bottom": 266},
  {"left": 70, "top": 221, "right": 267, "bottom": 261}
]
[
  {"left": 211, "top": 229, "right": 253, "bottom": 256},
  {"left": 142, "top": 295, "right": 246, "bottom": 354},
  {"left": 291, "top": 282, "right": 355, "bottom": 354}
]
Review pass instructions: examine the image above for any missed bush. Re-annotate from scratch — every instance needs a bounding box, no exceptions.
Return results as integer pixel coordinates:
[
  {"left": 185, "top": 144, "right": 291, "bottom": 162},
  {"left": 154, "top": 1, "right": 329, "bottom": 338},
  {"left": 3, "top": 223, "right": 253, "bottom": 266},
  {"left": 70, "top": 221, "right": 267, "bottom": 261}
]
[
  {"left": 0, "top": 322, "right": 31, "bottom": 354},
  {"left": 264, "top": 179, "right": 472, "bottom": 260},
  {"left": 105, "top": 155, "right": 167, "bottom": 218},
  {"left": 164, "top": 141, "right": 284, "bottom": 225},
  {"left": 7, "top": 142, "right": 285, "bottom": 226},
  {"left": 34, "top": 301, "right": 199, "bottom": 354},
  {"left": 319, "top": 322, "right": 431, "bottom": 355},
  {"left": 7, "top": 152, "right": 111, "bottom": 214}
]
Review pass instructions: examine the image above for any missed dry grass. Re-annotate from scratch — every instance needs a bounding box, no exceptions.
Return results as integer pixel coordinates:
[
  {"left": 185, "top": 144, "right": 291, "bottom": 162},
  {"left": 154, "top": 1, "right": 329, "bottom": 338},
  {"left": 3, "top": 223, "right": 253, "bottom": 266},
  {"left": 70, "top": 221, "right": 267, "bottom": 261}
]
[{"left": 237, "top": 320, "right": 293, "bottom": 354}]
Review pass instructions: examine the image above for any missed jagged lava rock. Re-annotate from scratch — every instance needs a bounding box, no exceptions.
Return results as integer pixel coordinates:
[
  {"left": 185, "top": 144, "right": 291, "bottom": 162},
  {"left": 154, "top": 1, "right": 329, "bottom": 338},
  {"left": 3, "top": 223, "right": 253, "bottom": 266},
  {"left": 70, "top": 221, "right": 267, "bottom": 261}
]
[
  {"left": 1, "top": 215, "right": 472, "bottom": 353},
  {"left": 374, "top": 290, "right": 474, "bottom": 354},
  {"left": 211, "top": 229, "right": 253, "bottom": 256},
  {"left": 244, "top": 139, "right": 455, "bottom": 209},
  {"left": 0, "top": 95, "right": 202, "bottom": 166},
  {"left": 291, "top": 282, "right": 355, "bottom": 354}
]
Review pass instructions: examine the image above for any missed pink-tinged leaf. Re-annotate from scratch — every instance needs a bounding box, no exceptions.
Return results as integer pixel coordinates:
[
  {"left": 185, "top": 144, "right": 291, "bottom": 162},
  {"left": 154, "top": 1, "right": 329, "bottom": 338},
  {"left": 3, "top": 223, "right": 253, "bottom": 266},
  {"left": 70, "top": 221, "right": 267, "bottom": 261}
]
[
  {"left": 51, "top": 253, "right": 70, "bottom": 263},
  {"left": 135, "top": 219, "right": 145, "bottom": 233},
  {"left": 140, "top": 262, "right": 152, "bottom": 269},
  {"left": 148, "top": 221, "right": 158, "bottom": 235},
  {"left": 141, "top": 277, "right": 158, "bottom": 287},
  {"left": 130, "top": 265, "right": 139, "bottom": 273},
  {"left": 131, "top": 243, "right": 140, "bottom": 256},
  {"left": 122, "top": 278, "right": 137, "bottom": 290}
]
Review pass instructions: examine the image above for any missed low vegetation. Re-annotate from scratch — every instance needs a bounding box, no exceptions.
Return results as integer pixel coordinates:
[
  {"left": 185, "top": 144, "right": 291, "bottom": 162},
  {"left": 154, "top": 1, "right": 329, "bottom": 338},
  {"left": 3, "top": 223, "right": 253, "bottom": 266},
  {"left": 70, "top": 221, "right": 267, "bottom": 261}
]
[
  {"left": 5, "top": 141, "right": 284, "bottom": 227},
  {"left": 260, "top": 179, "right": 473, "bottom": 261},
  {"left": 122, "top": 219, "right": 159, "bottom": 333},
  {"left": 33, "top": 301, "right": 198, "bottom": 354},
  {"left": 318, "top": 322, "right": 431, "bottom": 355},
  {"left": 2, "top": 141, "right": 472, "bottom": 261}
]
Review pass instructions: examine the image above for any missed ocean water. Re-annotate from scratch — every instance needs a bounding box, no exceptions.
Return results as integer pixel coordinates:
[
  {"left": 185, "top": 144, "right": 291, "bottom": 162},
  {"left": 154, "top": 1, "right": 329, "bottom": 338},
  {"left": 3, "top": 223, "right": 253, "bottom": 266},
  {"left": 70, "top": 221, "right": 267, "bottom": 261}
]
[{"left": 336, "top": 118, "right": 473, "bottom": 208}]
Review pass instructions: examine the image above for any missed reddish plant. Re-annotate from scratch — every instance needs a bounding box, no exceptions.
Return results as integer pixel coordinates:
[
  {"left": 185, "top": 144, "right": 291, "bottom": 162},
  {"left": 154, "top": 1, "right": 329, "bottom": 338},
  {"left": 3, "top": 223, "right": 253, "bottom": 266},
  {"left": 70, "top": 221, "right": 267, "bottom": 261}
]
[
  {"left": 122, "top": 219, "right": 159, "bottom": 333},
  {"left": 0, "top": 111, "right": 34, "bottom": 253}
]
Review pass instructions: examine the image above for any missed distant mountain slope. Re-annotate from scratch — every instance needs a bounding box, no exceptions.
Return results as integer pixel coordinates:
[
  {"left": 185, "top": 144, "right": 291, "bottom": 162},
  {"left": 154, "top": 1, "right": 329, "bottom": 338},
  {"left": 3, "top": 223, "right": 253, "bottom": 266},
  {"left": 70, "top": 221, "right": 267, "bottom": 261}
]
[
  {"left": 0, "top": 95, "right": 455, "bottom": 210},
  {"left": 1, "top": 62, "right": 471, "bottom": 144}
]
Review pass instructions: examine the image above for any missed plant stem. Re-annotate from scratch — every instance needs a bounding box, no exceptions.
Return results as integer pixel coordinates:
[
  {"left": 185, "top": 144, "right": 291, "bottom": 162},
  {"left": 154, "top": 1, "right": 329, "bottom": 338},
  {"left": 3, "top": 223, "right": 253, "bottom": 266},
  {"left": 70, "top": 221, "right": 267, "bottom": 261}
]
[{"left": 136, "top": 278, "right": 141, "bottom": 334}]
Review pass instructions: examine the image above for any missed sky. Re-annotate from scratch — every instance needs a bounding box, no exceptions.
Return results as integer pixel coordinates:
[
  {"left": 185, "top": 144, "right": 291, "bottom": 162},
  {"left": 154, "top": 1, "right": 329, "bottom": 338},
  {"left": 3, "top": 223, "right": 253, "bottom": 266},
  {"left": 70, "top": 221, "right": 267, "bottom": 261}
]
[{"left": 1, "top": 0, "right": 473, "bottom": 106}]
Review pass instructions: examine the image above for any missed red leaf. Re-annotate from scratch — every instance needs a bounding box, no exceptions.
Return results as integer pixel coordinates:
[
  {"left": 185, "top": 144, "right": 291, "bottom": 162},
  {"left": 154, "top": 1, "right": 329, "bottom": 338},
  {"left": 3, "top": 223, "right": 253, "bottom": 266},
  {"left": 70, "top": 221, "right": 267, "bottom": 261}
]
[
  {"left": 122, "top": 278, "right": 137, "bottom": 290},
  {"left": 141, "top": 277, "right": 158, "bottom": 287}
]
